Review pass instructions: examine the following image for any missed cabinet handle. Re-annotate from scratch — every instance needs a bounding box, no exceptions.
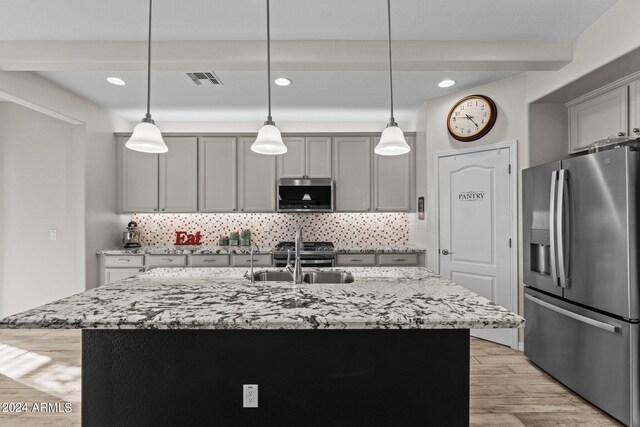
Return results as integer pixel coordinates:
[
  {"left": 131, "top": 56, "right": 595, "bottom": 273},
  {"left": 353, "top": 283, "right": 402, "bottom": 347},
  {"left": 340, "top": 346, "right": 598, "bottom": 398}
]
[
  {"left": 203, "top": 259, "right": 218, "bottom": 263},
  {"left": 350, "top": 259, "right": 364, "bottom": 262},
  {"left": 117, "top": 259, "right": 131, "bottom": 263},
  {"left": 153, "top": 208, "right": 158, "bottom": 212},
  {"left": 634, "top": 128, "right": 640, "bottom": 134},
  {"left": 161, "top": 208, "right": 166, "bottom": 212},
  {"left": 392, "top": 258, "right": 406, "bottom": 262},
  {"left": 617, "top": 131, "right": 625, "bottom": 137},
  {"left": 138, "top": 268, "right": 144, "bottom": 272},
  {"left": 161, "top": 259, "right": 174, "bottom": 262}
]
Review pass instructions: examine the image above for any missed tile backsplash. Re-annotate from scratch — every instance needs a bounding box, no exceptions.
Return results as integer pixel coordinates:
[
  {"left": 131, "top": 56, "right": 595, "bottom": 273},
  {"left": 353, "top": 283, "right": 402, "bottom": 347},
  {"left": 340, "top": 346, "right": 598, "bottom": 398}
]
[{"left": 131, "top": 213, "right": 408, "bottom": 247}]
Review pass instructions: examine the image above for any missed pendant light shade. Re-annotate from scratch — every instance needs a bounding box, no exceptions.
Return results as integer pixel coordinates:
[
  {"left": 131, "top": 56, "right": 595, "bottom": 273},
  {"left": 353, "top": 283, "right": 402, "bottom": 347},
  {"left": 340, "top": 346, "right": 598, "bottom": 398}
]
[
  {"left": 126, "top": 120, "right": 167, "bottom": 153},
  {"left": 126, "top": 0, "right": 167, "bottom": 154},
  {"left": 374, "top": 0, "right": 410, "bottom": 156},
  {"left": 251, "top": 0, "right": 287, "bottom": 155},
  {"left": 376, "top": 122, "right": 410, "bottom": 156},
  {"left": 252, "top": 122, "right": 287, "bottom": 155}
]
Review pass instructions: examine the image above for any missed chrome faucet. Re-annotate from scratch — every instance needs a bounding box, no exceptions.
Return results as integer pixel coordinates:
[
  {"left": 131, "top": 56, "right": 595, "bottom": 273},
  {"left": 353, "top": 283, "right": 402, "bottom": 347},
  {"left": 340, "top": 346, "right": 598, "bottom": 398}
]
[
  {"left": 246, "top": 244, "right": 260, "bottom": 284},
  {"left": 286, "top": 228, "right": 304, "bottom": 284}
]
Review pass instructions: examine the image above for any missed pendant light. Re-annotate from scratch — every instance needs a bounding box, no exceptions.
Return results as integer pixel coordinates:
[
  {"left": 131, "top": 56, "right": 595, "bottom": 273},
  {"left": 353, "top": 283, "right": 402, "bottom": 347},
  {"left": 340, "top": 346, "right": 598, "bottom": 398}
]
[
  {"left": 125, "top": 0, "right": 168, "bottom": 154},
  {"left": 375, "top": 0, "right": 410, "bottom": 156},
  {"left": 251, "top": 0, "right": 287, "bottom": 155}
]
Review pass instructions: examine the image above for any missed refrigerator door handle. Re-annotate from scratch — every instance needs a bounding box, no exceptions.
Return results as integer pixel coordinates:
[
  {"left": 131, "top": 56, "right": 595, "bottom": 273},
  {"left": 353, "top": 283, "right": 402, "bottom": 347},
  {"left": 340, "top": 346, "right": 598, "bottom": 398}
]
[
  {"left": 549, "top": 171, "right": 559, "bottom": 286},
  {"left": 525, "top": 294, "right": 619, "bottom": 333},
  {"left": 557, "top": 169, "right": 569, "bottom": 289}
]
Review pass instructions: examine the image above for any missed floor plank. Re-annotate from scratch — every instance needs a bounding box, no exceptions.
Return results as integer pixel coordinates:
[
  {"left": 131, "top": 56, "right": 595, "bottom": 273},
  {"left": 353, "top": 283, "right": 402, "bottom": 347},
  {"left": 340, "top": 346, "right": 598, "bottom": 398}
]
[{"left": 0, "top": 330, "right": 626, "bottom": 426}]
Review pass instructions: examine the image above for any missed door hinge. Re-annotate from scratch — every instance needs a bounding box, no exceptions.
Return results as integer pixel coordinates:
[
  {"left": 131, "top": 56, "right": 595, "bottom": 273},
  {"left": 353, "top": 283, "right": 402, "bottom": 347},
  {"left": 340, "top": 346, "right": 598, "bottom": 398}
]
[
  {"left": 508, "top": 238, "right": 512, "bottom": 248},
  {"left": 508, "top": 164, "right": 512, "bottom": 174}
]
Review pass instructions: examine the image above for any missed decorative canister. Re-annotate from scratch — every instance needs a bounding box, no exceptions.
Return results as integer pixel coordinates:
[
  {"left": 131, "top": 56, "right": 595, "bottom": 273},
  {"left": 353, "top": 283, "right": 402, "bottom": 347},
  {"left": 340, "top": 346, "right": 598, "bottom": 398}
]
[
  {"left": 240, "top": 229, "right": 251, "bottom": 246},
  {"left": 219, "top": 236, "right": 229, "bottom": 246},
  {"left": 229, "top": 232, "right": 239, "bottom": 246}
]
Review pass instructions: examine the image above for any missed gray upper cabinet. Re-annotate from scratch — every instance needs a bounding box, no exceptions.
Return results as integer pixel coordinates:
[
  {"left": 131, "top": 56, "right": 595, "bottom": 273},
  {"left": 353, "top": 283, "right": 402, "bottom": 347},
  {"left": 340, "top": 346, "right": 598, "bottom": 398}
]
[
  {"left": 199, "top": 137, "right": 237, "bottom": 212},
  {"left": 238, "top": 137, "right": 276, "bottom": 212},
  {"left": 568, "top": 86, "right": 628, "bottom": 153},
  {"left": 277, "top": 137, "right": 332, "bottom": 179},
  {"left": 277, "top": 137, "right": 306, "bottom": 178},
  {"left": 334, "top": 137, "right": 372, "bottom": 212},
  {"left": 630, "top": 78, "right": 640, "bottom": 138},
  {"left": 306, "top": 137, "right": 332, "bottom": 178},
  {"left": 117, "top": 138, "right": 159, "bottom": 213},
  {"left": 160, "top": 137, "right": 198, "bottom": 212},
  {"left": 373, "top": 136, "right": 415, "bottom": 212}
]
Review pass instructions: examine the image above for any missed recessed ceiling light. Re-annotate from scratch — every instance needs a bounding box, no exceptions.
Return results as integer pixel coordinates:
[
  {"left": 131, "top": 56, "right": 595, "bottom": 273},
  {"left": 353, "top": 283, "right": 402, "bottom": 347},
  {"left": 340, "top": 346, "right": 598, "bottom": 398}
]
[
  {"left": 438, "top": 79, "right": 456, "bottom": 88},
  {"left": 274, "top": 77, "right": 292, "bottom": 87},
  {"left": 106, "top": 77, "right": 126, "bottom": 86}
]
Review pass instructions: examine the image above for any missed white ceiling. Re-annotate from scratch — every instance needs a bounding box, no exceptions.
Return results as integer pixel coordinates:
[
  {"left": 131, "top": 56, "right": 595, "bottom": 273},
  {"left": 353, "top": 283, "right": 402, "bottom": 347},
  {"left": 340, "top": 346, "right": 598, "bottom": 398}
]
[
  {"left": 0, "top": 0, "right": 617, "bottom": 41},
  {"left": 3, "top": 0, "right": 619, "bottom": 123}
]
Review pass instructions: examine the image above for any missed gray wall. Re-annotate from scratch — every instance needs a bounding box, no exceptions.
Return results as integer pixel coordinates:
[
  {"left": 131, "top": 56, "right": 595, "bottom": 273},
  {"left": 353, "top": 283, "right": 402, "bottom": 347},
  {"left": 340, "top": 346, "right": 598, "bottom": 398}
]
[{"left": 0, "top": 103, "right": 78, "bottom": 317}]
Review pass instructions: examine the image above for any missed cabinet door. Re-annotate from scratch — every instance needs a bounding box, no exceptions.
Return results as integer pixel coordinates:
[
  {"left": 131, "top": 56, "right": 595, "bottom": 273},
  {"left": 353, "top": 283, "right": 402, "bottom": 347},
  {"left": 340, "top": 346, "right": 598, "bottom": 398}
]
[
  {"left": 630, "top": 79, "right": 640, "bottom": 138},
  {"left": 199, "top": 137, "right": 237, "bottom": 212},
  {"left": 159, "top": 137, "right": 198, "bottom": 212},
  {"left": 238, "top": 138, "right": 276, "bottom": 212},
  {"left": 336, "top": 254, "right": 376, "bottom": 266},
  {"left": 306, "top": 137, "right": 332, "bottom": 178},
  {"left": 118, "top": 138, "right": 159, "bottom": 213},
  {"left": 277, "top": 137, "right": 305, "bottom": 178},
  {"left": 334, "top": 137, "right": 372, "bottom": 212},
  {"left": 373, "top": 136, "right": 415, "bottom": 212},
  {"left": 569, "top": 86, "right": 628, "bottom": 153},
  {"left": 104, "top": 268, "right": 144, "bottom": 285}
]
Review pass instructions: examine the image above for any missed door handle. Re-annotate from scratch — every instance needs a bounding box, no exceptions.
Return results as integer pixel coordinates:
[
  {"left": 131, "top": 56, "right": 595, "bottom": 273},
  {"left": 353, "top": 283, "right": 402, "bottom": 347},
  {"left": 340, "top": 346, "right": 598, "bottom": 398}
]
[
  {"left": 525, "top": 294, "right": 618, "bottom": 333},
  {"left": 441, "top": 249, "right": 450, "bottom": 255},
  {"left": 556, "top": 169, "right": 569, "bottom": 289},
  {"left": 549, "top": 171, "right": 559, "bottom": 286}
]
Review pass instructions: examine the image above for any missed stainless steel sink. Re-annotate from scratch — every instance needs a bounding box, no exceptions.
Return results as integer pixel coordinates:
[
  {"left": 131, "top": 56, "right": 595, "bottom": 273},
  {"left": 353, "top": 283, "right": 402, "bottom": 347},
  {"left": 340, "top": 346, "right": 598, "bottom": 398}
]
[
  {"left": 251, "top": 270, "right": 293, "bottom": 282},
  {"left": 303, "top": 271, "right": 355, "bottom": 284},
  {"left": 249, "top": 270, "right": 355, "bottom": 284}
]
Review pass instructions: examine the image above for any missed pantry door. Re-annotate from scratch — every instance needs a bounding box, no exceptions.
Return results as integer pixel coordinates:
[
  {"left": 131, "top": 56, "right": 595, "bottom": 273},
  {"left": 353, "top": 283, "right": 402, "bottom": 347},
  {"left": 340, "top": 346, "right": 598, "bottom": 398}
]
[{"left": 437, "top": 143, "right": 516, "bottom": 348}]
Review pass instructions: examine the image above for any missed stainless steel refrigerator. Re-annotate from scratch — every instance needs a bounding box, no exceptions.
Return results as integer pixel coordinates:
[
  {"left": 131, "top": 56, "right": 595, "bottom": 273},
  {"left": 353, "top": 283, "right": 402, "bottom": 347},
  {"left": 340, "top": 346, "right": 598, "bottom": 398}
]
[{"left": 523, "top": 145, "right": 639, "bottom": 427}]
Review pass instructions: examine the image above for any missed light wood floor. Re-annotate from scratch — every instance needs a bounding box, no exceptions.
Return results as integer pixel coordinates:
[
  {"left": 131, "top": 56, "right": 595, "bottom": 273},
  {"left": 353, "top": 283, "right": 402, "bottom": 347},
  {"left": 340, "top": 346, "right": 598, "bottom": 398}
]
[{"left": 0, "top": 330, "right": 624, "bottom": 426}]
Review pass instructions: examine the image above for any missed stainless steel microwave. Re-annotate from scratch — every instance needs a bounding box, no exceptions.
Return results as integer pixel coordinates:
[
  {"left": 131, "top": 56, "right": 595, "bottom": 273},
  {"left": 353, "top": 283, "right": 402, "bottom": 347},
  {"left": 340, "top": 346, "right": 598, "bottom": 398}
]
[{"left": 276, "top": 178, "right": 334, "bottom": 212}]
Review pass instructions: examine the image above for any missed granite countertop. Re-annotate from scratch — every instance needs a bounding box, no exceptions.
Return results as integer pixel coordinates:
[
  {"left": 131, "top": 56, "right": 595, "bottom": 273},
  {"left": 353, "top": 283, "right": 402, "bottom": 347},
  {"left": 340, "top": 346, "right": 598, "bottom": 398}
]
[
  {"left": 335, "top": 246, "right": 426, "bottom": 254},
  {"left": 97, "top": 246, "right": 276, "bottom": 255},
  {"left": 97, "top": 246, "right": 426, "bottom": 255},
  {"left": 0, "top": 267, "right": 523, "bottom": 330}
]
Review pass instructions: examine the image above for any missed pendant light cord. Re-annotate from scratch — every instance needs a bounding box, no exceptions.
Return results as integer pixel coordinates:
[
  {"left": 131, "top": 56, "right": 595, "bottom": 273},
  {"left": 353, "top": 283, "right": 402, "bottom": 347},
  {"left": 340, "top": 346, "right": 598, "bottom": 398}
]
[
  {"left": 145, "top": 0, "right": 153, "bottom": 120},
  {"left": 387, "top": 0, "right": 395, "bottom": 124},
  {"left": 266, "top": 0, "right": 273, "bottom": 123}
]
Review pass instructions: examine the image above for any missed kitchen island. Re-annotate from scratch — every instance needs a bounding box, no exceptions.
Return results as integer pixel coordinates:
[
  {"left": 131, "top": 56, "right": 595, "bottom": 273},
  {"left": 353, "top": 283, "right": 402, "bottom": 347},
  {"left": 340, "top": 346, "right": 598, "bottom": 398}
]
[{"left": 0, "top": 267, "right": 523, "bottom": 426}]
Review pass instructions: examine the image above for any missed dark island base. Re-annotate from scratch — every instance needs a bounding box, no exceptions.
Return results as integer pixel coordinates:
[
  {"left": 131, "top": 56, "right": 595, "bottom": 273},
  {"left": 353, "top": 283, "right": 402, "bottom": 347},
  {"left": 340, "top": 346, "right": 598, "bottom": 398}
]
[{"left": 82, "top": 329, "right": 470, "bottom": 427}]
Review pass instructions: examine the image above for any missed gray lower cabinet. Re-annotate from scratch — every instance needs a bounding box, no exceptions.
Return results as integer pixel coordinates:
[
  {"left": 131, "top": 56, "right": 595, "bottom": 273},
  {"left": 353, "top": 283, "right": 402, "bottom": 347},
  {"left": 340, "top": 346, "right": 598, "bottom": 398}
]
[
  {"left": 336, "top": 253, "right": 423, "bottom": 267},
  {"left": 238, "top": 138, "right": 276, "bottom": 212},
  {"left": 190, "top": 254, "right": 230, "bottom": 267},
  {"left": 100, "top": 255, "right": 145, "bottom": 286},
  {"left": 104, "top": 268, "right": 145, "bottom": 286},
  {"left": 160, "top": 137, "right": 198, "bottom": 212},
  {"left": 336, "top": 254, "right": 376, "bottom": 266},
  {"left": 199, "top": 137, "right": 237, "bottom": 212},
  {"left": 374, "top": 136, "right": 415, "bottom": 212},
  {"left": 231, "top": 254, "right": 272, "bottom": 267},
  {"left": 118, "top": 136, "right": 198, "bottom": 213},
  {"left": 334, "top": 137, "right": 372, "bottom": 212},
  {"left": 146, "top": 255, "right": 188, "bottom": 268}
]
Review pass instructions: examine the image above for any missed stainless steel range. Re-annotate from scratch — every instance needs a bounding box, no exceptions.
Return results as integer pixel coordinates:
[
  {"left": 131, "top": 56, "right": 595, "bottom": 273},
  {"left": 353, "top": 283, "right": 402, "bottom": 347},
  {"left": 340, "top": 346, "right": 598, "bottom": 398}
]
[{"left": 273, "top": 241, "right": 336, "bottom": 267}]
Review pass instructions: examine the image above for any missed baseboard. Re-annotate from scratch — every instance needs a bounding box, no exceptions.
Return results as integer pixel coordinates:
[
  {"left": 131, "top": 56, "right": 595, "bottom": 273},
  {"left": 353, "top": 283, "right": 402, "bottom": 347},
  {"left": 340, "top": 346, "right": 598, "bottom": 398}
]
[{"left": 517, "top": 342, "right": 524, "bottom": 352}]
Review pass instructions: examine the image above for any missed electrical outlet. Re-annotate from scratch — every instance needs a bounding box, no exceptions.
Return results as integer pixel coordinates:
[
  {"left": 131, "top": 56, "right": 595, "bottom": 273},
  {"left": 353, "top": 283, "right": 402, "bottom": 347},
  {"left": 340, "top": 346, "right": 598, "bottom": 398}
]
[
  {"left": 243, "top": 384, "right": 258, "bottom": 408},
  {"left": 49, "top": 229, "right": 57, "bottom": 241}
]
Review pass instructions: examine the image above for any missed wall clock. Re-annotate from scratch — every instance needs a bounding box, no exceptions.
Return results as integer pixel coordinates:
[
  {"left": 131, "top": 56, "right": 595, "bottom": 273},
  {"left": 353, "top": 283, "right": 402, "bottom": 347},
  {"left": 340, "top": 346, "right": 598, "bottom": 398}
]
[{"left": 447, "top": 95, "right": 497, "bottom": 142}]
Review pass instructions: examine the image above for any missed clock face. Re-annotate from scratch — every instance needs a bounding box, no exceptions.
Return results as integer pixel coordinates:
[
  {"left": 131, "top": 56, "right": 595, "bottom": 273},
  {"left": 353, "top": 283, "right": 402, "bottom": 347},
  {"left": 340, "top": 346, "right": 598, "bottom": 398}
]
[{"left": 447, "top": 95, "right": 497, "bottom": 142}]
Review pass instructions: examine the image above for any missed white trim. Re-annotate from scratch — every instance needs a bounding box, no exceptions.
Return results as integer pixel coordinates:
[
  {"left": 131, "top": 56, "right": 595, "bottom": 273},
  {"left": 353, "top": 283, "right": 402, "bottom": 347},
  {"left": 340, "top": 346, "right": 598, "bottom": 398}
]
[
  {"left": 433, "top": 140, "right": 519, "bottom": 350},
  {"left": 518, "top": 342, "right": 524, "bottom": 352},
  {"left": 0, "top": 89, "right": 83, "bottom": 125},
  {"left": 565, "top": 69, "right": 640, "bottom": 108}
]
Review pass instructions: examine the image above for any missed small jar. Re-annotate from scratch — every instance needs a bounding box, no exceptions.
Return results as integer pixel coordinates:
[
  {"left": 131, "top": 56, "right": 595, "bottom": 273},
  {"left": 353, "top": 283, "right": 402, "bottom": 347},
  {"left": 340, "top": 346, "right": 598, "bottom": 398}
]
[
  {"left": 229, "top": 232, "right": 239, "bottom": 246},
  {"left": 219, "top": 236, "right": 229, "bottom": 246}
]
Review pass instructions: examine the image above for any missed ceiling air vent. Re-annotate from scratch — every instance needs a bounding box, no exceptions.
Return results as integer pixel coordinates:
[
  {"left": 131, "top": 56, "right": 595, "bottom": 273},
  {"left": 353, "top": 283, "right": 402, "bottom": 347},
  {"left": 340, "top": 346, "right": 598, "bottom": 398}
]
[{"left": 186, "top": 72, "right": 223, "bottom": 86}]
